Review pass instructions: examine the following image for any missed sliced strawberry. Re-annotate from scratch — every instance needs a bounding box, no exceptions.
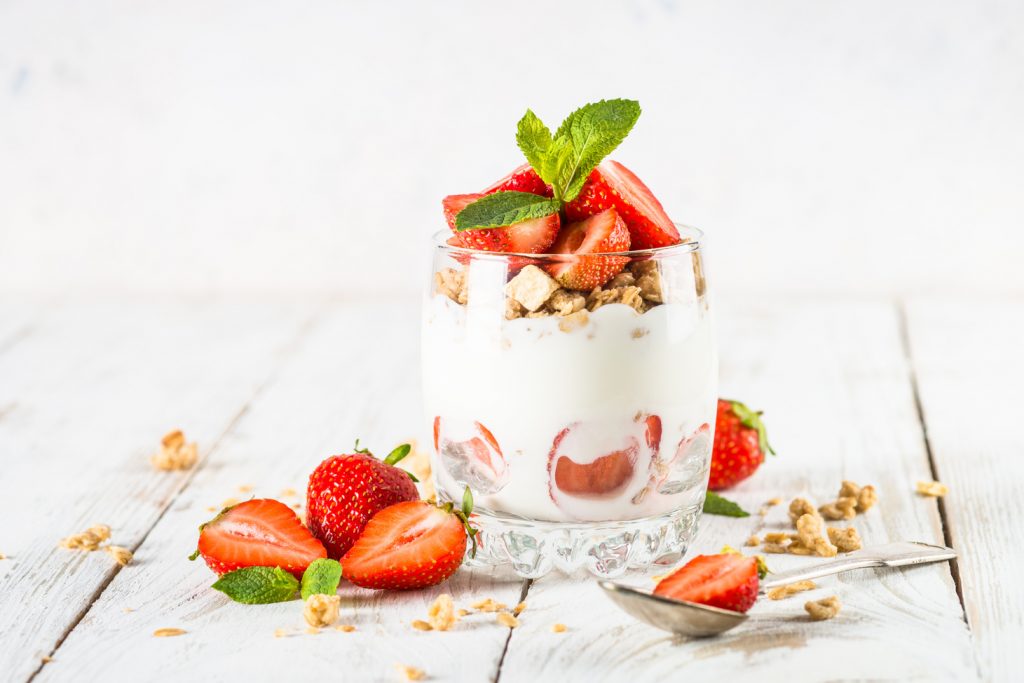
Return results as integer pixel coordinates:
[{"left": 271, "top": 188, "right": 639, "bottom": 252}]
[
  {"left": 653, "top": 553, "right": 759, "bottom": 613},
  {"left": 194, "top": 498, "right": 327, "bottom": 578},
  {"left": 482, "top": 163, "right": 552, "bottom": 197},
  {"left": 441, "top": 193, "right": 560, "bottom": 254},
  {"left": 548, "top": 425, "right": 639, "bottom": 498},
  {"left": 434, "top": 418, "right": 509, "bottom": 494},
  {"left": 566, "top": 161, "right": 681, "bottom": 250},
  {"left": 546, "top": 208, "right": 630, "bottom": 289},
  {"left": 341, "top": 500, "right": 474, "bottom": 590}
]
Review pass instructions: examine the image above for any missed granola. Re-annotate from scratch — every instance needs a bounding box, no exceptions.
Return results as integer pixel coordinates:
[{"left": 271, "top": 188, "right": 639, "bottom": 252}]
[
  {"left": 551, "top": 623, "right": 568, "bottom": 633},
  {"left": 435, "top": 268, "right": 467, "bottom": 305},
  {"left": 819, "top": 497, "right": 858, "bottom": 521},
  {"left": 105, "top": 545, "right": 134, "bottom": 566},
  {"left": 59, "top": 524, "right": 111, "bottom": 551},
  {"left": 151, "top": 429, "right": 198, "bottom": 471},
  {"left": 805, "top": 595, "right": 841, "bottom": 621},
  {"left": 505, "top": 266, "right": 561, "bottom": 312},
  {"left": 916, "top": 480, "right": 948, "bottom": 497},
  {"left": 471, "top": 598, "right": 507, "bottom": 612},
  {"left": 395, "top": 664, "right": 426, "bottom": 681},
  {"left": 153, "top": 628, "right": 187, "bottom": 637},
  {"left": 744, "top": 535, "right": 761, "bottom": 547},
  {"left": 496, "top": 612, "right": 520, "bottom": 628},
  {"left": 788, "top": 498, "right": 817, "bottom": 524},
  {"left": 427, "top": 594, "right": 457, "bottom": 631},
  {"left": 587, "top": 285, "right": 646, "bottom": 313},
  {"left": 303, "top": 594, "right": 341, "bottom": 628},
  {"left": 766, "top": 580, "right": 817, "bottom": 600},
  {"left": 827, "top": 526, "right": 863, "bottom": 553},
  {"left": 795, "top": 513, "right": 838, "bottom": 557}
]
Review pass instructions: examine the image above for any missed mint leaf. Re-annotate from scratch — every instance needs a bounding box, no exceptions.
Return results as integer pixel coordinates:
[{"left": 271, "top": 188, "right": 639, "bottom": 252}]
[
  {"left": 703, "top": 491, "right": 750, "bottom": 517},
  {"left": 300, "top": 558, "right": 342, "bottom": 600},
  {"left": 211, "top": 566, "right": 299, "bottom": 604},
  {"left": 454, "top": 191, "right": 561, "bottom": 231},
  {"left": 516, "top": 109, "right": 554, "bottom": 180},
  {"left": 553, "top": 99, "right": 641, "bottom": 201}
]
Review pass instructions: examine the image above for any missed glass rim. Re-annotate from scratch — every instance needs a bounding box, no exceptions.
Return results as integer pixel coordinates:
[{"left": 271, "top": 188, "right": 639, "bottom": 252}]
[{"left": 431, "top": 223, "right": 704, "bottom": 259}]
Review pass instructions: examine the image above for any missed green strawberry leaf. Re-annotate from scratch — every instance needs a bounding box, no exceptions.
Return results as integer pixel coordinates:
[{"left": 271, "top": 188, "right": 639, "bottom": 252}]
[
  {"left": 300, "top": 558, "right": 342, "bottom": 600},
  {"left": 212, "top": 566, "right": 299, "bottom": 604},
  {"left": 454, "top": 191, "right": 561, "bottom": 231},
  {"left": 553, "top": 98, "right": 641, "bottom": 201},
  {"left": 726, "top": 399, "right": 776, "bottom": 456},
  {"left": 703, "top": 491, "right": 750, "bottom": 517}
]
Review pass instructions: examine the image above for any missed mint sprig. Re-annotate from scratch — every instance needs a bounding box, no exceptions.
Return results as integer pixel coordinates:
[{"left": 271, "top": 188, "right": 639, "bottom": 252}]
[
  {"left": 300, "top": 558, "right": 342, "bottom": 600},
  {"left": 454, "top": 191, "right": 561, "bottom": 231},
  {"left": 703, "top": 491, "right": 751, "bottom": 518},
  {"left": 212, "top": 566, "right": 300, "bottom": 604}
]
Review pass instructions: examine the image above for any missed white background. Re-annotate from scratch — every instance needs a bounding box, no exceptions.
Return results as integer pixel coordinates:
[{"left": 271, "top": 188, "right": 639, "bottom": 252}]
[{"left": 2, "top": 0, "right": 1022, "bottom": 297}]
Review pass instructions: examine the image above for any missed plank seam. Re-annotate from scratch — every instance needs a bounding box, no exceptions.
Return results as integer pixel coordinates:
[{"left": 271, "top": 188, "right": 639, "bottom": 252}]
[
  {"left": 23, "top": 306, "right": 326, "bottom": 683},
  {"left": 492, "top": 579, "right": 532, "bottom": 683},
  {"left": 896, "top": 302, "right": 968, "bottom": 615}
]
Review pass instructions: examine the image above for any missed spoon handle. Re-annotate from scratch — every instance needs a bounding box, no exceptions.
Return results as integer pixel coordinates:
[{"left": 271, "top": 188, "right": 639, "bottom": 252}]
[{"left": 760, "top": 541, "right": 956, "bottom": 590}]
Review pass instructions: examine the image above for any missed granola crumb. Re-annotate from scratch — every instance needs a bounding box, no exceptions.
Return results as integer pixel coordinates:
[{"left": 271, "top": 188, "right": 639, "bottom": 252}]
[
  {"left": 238, "top": 484, "right": 254, "bottom": 493},
  {"left": 306, "top": 627, "right": 320, "bottom": 635},
  {"left": 151, "top": 429, "right": 198, "bottom": 471},
  {"left": 274, "top": 628, "right": 290, "bottom": 638},
  {"left": 59, "top": 524, "right": 112, "bottom": 551},
  {"left": 435, "top": 268, "right": 467, "bottom": 305},
  {"left": 123, "top": 607, "right": 134, "bottom": 613},
  {"left": 471, "top": 598, "right": 507, "bottom": 612},
  {"left": 762, "top": 542, "right": 789, "bottom": 554},
  {"left": 557, "top": 309, "right": 589, "bottom": 333},
  {"left": 505, "top": 265, "right": 560, "bottom": 312},
  {"left": 763, "top": 531, "right": 793, "bottom": 544},
  {"left": 395, "top": 664, "right": 426, "bottom": 681},
  {"left": 335, "top": 624, "right": 356, "bottom": 633},
  {"left": 819, "top": 496, "right": 858, "bottom": 521},
  {"left": 839, "top": 480, "right": 861, "bottom": 498},
  {"left": 427, "top": 594, "right": 457, "bottom": 631},
  {"left": 303, "top": 594, "right": 341, "bottom": 628},
  {"left": 279, "top": 487, "right": 297, "bottom": 498},
  {"left": 587, "top": 285, "right": 646, "bottom": 314},
  {"left": 41, "top": 656, "right": 52, "bottom": 664},
  {"left": 856, "top": 485, "right": 878, "bottom": 511},
  {"left": 551, "top": 623, "right": 567, "bottom": 633},
  {"left": 105, "top": 545, "right": 134, "bottom": 566},
  {"left": 153, "top": 628, "right": 187, "bottom": 637},
  {"left": 744, "top": 535, "right": 761, "bottom": 547},
  {"left": 788, "top": 498, "right": 817, "bottom": 524},
  {"left": 827, "top": 526, "right": 863, "bottom": 553},
  {"left": 547, "top": 289, "right": 586, "bottom": 317},
  {"left": 220, "top": 497, "right": 240, "bottom": 508},
  {"left": 631, "top": 327, "right": 649, "bottom": 339},
  {"left": 766, "top": 497, "right": 783, "bottom": 506},
  {"left": 805, "top": 595, "right": 841, "bottom": 621},
  {"left": 513, "top": 601, "right": 527, "bottom": 616},
  {"left": 456, "top": 609, "right": 470, "bottom": 617},
  {"left": 411, "top": 620, "right": 433, "bottom": 631},
  {"left": 0, "top": 553, "right": 6, "bottom": 560},
  {"left": 607, "top": 271, "right": 636, "bottom": 288},
  {"left": 796, "top": 513, "right": 838, "bottom": 557},
  {"left": 505, "top": 296, "right": 526, "bottom": 320},
  {"left": 635, "top": 269, "right": 663, "bottom": 303},
  {"left": 916, "top": 480, "right": 948, "bottom": 497},
  {"left": 766, "top": 580, "right": 817, "bottom": 600},
  {"left": 496, "top": 612, "right": 520, "bottom": 628}
]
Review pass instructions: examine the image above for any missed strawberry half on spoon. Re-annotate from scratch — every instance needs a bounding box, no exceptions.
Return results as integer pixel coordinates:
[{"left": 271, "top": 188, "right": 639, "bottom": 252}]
[
  {"left": 190, "top": 498, "right": 327, "bottom": 579},
  {"left": 566, "top": 160, "right": 680, "bottom": 250},
  {"left": 442, "top": 193, "right": 560, "bottom": 254},
  {"left": 653, "top": 553, "right": 759, "bottom": 613},
  {"left": 546, "top": 208, "right": 631, "bottom": 290},
  {"left": 341, "top": 490, "right": 478, "bottom": 591}
]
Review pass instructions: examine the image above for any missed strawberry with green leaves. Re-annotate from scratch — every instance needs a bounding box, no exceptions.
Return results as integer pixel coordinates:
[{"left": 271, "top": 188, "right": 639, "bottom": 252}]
[
  {"left": 306, "top": 442, "right": 420, "bottom": 559},
  {"left": 710, "top": 399, "right": 776, "bottom": 490},
  {"left": 341, "top": 489, "right": 478, "bottom": 591}
]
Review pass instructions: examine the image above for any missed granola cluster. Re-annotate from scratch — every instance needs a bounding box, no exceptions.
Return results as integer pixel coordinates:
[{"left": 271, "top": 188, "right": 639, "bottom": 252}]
[
  {"left": 916, "top": 480, "right": 948, "bottom": 497},
  {"left": 151, "top": 429, "right": 198, "bottom": 471},
  {"left": 434, "top": 259, "right": 665, "bottom": 323},
  {"left": 805, "top": 595, "right": 842, "bottom": 621},
  {"left": 766, "top": 580, "right": 817, "bottom": 601},
  {"left": 303, "top": 594, "right": 341, "bottom": 628},
  {"left": 756, "top": 482, "right": 875, "bottom": 557},
  {"left": 58, "top": 524, "right": 135, "bottom": 566}
]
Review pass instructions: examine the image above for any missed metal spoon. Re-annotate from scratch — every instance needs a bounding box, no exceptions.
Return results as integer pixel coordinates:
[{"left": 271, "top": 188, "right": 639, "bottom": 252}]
[{"left": 599, "top": 541, "right": 956, "bottom": 638}]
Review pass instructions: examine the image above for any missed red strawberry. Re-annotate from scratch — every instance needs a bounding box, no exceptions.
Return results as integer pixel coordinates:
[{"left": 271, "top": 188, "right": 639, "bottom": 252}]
[
  {"left": 193, "top": 498, "right": 327, "bottom": 578},
  {"left": 482, "top": 163, "right": 552, "bottom": 197},
  {"left": 341, "top": 496, "right": 477, "bottom": 590},
  {"left": 306, "top": 442, "right": 420, "bottom": 559},
  {"left": 441, "top": 193, "right": 560, "bottom": 254},
  {"left": 566, "top": 160, "right": 681, "bottom": 250},
  {"left": 709, "top": 399, "right": 775, "bottom": 490},
  {"left": 653, "top": 553, "right": 759, "bottom": 613},
  {"left": 546, "top": 208, "right": 631, "bottom": 289},
  {"left": 434, "top": 417, "right": 509, "bottom": 494}
]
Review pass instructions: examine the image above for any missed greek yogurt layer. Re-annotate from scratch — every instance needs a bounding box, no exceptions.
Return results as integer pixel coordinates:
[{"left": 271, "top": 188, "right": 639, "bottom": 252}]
[{"left": 422, "top": 292, "right": 717, "bottom": 523}]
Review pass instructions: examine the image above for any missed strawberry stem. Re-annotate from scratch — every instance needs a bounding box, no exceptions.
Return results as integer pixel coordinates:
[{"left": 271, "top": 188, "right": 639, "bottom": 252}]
[{"left": 383, "top": 443, "right": 412, "bottom": 466}]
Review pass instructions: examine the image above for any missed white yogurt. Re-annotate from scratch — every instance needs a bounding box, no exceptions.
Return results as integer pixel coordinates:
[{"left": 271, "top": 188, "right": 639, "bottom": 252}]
[{"left": 422, "top": 293, "right": 718, "bottom": 523}]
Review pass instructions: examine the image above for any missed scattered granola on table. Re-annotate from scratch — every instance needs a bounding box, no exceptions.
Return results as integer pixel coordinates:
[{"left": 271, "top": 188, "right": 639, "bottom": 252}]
[
  {"left": 794, "top": 513, "right": 838, "bottom": 557},
  {"left": 395, "top": 663, "right": 426, "bottom": 681},
  {"left": 788, "top": 498, "right": 817, "bottom": 524},
  {"left": 59, "top": 524, "right": 111, "bottom": 551},
  {"left": 151, "top": 429, "right": 198, "bottom": 471},
  {"left": 745, "top": 534, "right": 761, "bottom": 547},
  {"left": 766, "top": 580, "right": 817, "bottom": 600},
  {"left": 471, "top": 598, "right": 507, "bottom": 613},
  {"left": 916, "top": 480, "right": 949, "bottom": 497},
  {"left": 427, "top": 593, "right": 457, "bottom": 631},
  {"left": 303, "top": 594, "right": 340, "bottom": 628},
  {"left": 104, "top": 545, "right": 134, "bottom": 566},
  {"left": 496, "top": 612, "right": 519, "bottom": 628},
  {"left": 551, "top": 623, "right": 568, "bottom": 633},
  {"left": 805, "top": 596, "right": 842, "bottom": 621},
  {"left": 153, "top": 628, "right": 187, "bottom": 637},
  {"left": 827, "top": 526, "right": 863, "bottom": 553}
]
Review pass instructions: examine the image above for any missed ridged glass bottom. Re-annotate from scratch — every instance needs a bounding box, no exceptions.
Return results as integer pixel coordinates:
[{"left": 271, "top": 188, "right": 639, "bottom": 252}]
[{"left": 461, "top": 504, "right": 703, "bottom": 579}]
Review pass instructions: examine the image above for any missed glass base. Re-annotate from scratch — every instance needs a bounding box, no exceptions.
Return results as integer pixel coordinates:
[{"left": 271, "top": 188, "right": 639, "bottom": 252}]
[{"left": 461, "top": 504, "right": 703, "bottom": 579}]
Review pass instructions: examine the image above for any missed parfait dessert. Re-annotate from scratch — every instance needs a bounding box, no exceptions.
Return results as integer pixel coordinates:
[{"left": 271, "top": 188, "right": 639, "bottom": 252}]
[{"left": 422, "top": 100, "right": 717, "bottom": 578}]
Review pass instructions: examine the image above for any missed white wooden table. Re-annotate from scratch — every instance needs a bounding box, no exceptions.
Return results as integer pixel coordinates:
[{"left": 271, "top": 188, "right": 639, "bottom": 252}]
[{"left": 1, "top": 295, "right": 1021, "bottom": 682}]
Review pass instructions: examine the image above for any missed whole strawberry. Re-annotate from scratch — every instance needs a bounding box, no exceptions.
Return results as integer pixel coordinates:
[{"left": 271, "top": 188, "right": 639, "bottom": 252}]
[
  {"left": 306, "top": 442, "right": 420, "bottom": 559},
  {"left": 709, "top": 399, "right": 775, "bottom": 490}
]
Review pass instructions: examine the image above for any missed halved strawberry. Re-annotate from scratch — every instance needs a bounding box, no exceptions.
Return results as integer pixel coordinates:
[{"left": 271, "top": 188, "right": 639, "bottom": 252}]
[
  {"left": 546, "top": 208, "right": 631, "bottom": 289},
  {"left": 653, "top": 553, "right": 759, "bottom": 613},
  {"left": 483, "top": 163, "right": 552, "bottom": 197},
  {"left": 441, "top": 193, "right": 560, "bottom": 254},
  {"left": 548, "top": 424, "right": 640, "bottom": 498},
  {"left": 193, "top": 498, "right": 327, "bottom": 578},
  {"left": 341, "top": 498, "right": 476, "bottom": 590},
  {"left": 434, "top": 417, "right": 509, "bottom": 495},
  {"left": 566, "top": 161, "right": 681, "bottom": 250}
]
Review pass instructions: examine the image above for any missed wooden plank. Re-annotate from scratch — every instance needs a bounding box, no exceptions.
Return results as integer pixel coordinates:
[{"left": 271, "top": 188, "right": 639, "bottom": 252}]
[
  {"left": 498, "top": 300, "right": 978, "bottom": 681},
  {"left": 0, "top": 299, "right": 315, "bottom": 682},
  {"left": 904, "top": 297, "right": 1024, "bottom": 682},
  {"left": 35, "top": 302, "right": 526, "bottom": 683}
]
